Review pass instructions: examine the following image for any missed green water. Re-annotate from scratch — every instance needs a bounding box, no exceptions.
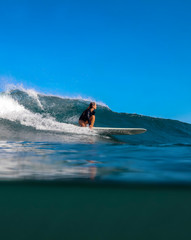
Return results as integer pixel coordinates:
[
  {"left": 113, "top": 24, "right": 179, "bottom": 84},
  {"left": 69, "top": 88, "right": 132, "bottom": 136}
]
[{"left": 0, "top": 182, "right": 191, "bottom": 240}]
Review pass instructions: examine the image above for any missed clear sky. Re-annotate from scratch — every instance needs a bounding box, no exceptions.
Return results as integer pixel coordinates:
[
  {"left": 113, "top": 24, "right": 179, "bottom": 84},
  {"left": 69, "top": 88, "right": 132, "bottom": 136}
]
[{"left": 0, "top": 0, "right": 191, "bottom": 122}]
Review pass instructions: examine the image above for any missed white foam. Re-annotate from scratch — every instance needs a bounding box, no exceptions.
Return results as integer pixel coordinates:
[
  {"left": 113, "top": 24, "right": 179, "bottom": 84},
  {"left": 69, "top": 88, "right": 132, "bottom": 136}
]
[
  {"left": 4, "top": 83, "right": 44, "bottom": 110},
  {"left": 0, "top": 94, "right": 95, "bottom": 135},
  {"left": 24, "top": 88, "right": 44, "bottom": 110},
  {"left": 0, "top": 81, "right": 108, "bottom": 134}
]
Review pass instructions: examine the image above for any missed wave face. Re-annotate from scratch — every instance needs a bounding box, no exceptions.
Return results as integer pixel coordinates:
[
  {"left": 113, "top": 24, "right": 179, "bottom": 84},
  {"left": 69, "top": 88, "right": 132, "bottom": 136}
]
[{"left": 0, "top": 88, "right": 191, "bottom": 145}]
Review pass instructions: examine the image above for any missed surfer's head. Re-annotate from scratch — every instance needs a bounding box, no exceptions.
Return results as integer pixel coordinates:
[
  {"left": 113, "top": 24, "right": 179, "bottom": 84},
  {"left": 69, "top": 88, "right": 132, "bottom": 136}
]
[{"left": 89, "top": 102, "right": 97, "bottom": 110}]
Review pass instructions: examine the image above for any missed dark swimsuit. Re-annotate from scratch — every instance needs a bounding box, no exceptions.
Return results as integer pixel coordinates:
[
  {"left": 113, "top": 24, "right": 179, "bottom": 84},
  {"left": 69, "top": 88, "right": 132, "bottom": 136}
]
[{"left": 79, "top": 109, "right": 95, "bottom": 125}]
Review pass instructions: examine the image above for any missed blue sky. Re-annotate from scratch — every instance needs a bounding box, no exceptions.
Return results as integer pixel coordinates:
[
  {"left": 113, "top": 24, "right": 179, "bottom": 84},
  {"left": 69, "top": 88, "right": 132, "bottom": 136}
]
[{"left": 0, "top": 0, "right": 191, "bottom": 122}]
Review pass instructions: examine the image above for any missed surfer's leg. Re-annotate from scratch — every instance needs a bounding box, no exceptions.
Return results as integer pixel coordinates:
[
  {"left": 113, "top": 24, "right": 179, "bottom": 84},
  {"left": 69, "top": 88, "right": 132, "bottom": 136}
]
[
  {"left": 89, "top": 115, "right": 95, "bottom": 128},
  {"left": 79, "top": 120, "right": 88, "bottom": 127}
]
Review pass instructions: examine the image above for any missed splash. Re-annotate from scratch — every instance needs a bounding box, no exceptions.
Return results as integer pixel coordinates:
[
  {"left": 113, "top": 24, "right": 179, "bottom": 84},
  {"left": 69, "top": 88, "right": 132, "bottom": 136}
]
[
  {"left": 0, "top": 83, "right": 108, "bottom": 135},
  {"left": 0, "top": 93, "right": 93, "bottom": 135}
]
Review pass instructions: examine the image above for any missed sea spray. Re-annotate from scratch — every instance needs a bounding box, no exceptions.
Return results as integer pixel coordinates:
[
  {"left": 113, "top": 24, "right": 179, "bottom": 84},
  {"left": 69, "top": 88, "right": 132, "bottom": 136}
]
[{"left": 0, "top": 92, "right": 93, "bottom": 135}]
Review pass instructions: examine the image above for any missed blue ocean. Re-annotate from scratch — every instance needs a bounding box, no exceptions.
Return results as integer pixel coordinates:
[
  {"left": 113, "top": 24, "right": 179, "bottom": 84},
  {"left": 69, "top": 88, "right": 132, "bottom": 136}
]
[
  {"left": 0, "top": 87, "right": 191, "bottom": 184},
  {"left": 1, "top": 87, "right": 191, "bottom": 240}
]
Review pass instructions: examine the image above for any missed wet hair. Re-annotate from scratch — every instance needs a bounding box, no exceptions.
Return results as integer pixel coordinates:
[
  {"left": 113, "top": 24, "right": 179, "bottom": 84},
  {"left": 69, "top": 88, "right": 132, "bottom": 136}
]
[{"left": 89, "top": 102, "right": 96, "bottom": 108}]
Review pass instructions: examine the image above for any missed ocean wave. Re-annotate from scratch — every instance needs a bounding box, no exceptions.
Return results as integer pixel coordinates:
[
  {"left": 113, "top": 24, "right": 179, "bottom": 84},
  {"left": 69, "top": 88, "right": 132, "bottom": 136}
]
[
  {"left": 0, "top": 86, "right": 191, "bottom": 145},
  {"left": 0, "top": 91, "right": 94, "bottom": 136}
]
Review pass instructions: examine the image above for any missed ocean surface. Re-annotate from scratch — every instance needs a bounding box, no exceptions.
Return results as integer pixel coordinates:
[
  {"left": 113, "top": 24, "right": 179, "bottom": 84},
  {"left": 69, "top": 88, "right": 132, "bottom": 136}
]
[
  {"left": 0, "top": 86, "right": 191, "bottom": 184},
  {"left": 1, "top": 87, "right": 191, "bottom": 240}
]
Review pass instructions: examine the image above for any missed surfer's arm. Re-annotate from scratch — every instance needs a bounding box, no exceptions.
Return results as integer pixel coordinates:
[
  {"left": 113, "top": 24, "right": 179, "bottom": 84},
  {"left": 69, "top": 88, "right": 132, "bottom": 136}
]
[
  {"left": 86, "top": 110, "right": 91, "bottom": 125},
  {"left": 89, "top": 115, "right": 95, "bottom": 129},
  {"left": 87, "top": 109, "right": 95, "bottom": 128}
]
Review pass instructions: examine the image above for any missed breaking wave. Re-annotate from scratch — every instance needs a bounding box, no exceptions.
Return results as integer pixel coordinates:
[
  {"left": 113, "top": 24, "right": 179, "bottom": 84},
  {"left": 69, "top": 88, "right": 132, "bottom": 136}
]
[{"left": 0, "top": 86, "right": 191, "bottom": 145}]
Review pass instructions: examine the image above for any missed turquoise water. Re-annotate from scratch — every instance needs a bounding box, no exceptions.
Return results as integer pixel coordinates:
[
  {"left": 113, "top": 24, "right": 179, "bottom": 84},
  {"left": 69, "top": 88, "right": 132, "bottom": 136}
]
[{"left": 0, "top": 88, "right": 191, "bottom": 183}]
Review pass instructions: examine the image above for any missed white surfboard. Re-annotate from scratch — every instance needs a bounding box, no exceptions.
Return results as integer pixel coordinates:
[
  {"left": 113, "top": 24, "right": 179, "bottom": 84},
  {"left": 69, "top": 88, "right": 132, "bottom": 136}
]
[{"left": 93, "top": 127, "right": 147, "bottom": 135}]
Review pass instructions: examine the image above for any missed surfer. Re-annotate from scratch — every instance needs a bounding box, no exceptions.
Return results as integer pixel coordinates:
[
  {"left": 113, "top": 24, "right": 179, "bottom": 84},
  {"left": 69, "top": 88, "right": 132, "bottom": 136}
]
[{"left": 79, "top": 102, "right": 97, "bottom": 129}]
